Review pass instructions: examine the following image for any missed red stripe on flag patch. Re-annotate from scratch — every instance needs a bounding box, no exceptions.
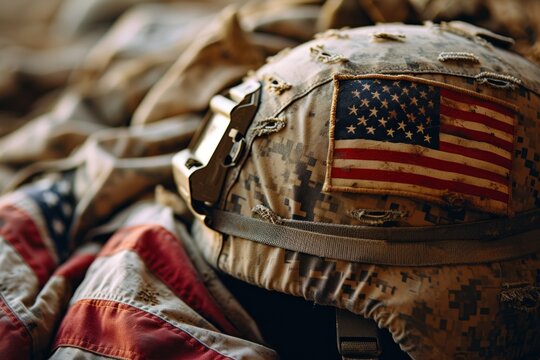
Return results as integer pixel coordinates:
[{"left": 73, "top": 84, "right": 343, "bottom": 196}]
[
  {"left": 440, "top": 124, "right": 513, "bottom": 153},
  {"left": 333, "top": 148, "right": 508, "bottom": 185},
  {"left": 53, "top": 299, "right": 232, "bottom": 360},
  {"left": 439, "top": 104, "right": 514, "bottom": 134},
  {"left": 0, "top": 296, "right": 32, "bottom": 360},
  {"left": 0, "top": 205, "right": 56, "bottom": 287},
  {"left": 439, "top": 88, "right": 515, "bottom": 117},
  {"left": 331, "top": 168, "right": 509, "bottom": 203},
  {"left": 100, "top": 225, "right": 239, "bottom": 337},
  {"left": 439, "top": 141, "right": 512, "bottom": 169}
]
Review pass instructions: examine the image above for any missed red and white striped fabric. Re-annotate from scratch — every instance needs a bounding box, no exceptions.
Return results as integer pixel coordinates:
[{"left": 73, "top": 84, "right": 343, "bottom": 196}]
[
  {"left": 0, "top": 178, "right": 275, "bottom": 359},
  {"left": 0, "top": 183, "right": 98, "bottom": 359}
]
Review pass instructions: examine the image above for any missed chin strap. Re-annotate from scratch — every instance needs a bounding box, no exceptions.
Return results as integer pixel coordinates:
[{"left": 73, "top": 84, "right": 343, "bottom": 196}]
[{"left": 336, "top": 309, "right": 381, "bottom": 360}]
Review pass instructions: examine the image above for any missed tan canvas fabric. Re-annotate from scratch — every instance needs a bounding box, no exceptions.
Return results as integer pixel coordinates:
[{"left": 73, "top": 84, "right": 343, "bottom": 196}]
[{"left": 1, "top": 1, "right": 540, "bottom": 359}]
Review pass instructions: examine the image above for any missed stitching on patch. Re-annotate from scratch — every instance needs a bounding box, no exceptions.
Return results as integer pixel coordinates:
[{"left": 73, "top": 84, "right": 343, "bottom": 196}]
[
  {"left": 264, "top": 74, "right": 292, "bottom": 95},
  {"left": 310, "top": 44, "right": 348, "bottom": 64},
  {"left": 371, "top": 32, "right": 406, "bottom": 42},
  {"left": 438, "top": 52, "right": 480, "bottom": 63},
  {"left": 252, "top": 205, "right": 283, "bottom": 224},
  {"left": 349, "top": 209, "right": 408, "bottom": 225},
  {"left": 323, "top": 76, "right": 340, "bottom": 193},
  {"left": 475, "top": 72, "right": 522, "bottom": 89},
  {"left": 253, "top": 117, "right": 287, "bottom": 137}
]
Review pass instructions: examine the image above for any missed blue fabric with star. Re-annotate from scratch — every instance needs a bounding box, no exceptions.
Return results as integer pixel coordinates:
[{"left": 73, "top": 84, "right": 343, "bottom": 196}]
[
  {"left": 25, "top": 173, "right": 76, "bottom": 261},
  {"left": 334, "top": 78, "right": 440, "bottom": 149}
]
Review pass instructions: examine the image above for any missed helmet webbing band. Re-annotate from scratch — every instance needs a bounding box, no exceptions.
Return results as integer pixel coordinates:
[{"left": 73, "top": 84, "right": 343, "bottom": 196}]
[{"left": 204, "top": 208, "right": 540, "bottom": 266}]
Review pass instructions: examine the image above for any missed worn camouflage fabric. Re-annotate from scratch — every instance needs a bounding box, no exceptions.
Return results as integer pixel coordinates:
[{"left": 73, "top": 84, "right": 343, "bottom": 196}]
[
  {"left": 190, "top": 23, "right": 540, "bottom": 359},
  {"left": 1, "top": 0, "right": 540, "bottom": 359}
]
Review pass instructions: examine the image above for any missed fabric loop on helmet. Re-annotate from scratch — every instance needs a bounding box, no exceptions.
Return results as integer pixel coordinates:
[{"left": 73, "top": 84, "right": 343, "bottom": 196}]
[{"left": 204, "top": 208, "right": 540, "bottom": 266}]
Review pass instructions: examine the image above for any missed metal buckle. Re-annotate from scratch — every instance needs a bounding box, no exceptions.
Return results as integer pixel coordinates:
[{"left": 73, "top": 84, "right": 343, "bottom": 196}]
[
  {"left": 172, "top": 80, "right": 261, "bottom": 214},
  {"left": 336, "top": 309, "right": 381, "bottom": 359}
]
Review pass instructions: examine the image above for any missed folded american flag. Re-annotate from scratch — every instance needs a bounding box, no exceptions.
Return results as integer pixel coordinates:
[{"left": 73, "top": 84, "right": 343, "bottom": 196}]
[
  {"left": 325, "top": 75, "right": 516, "bottom": 215},
  {"left": 0, "top": 182, "right": 270, "bottom": 359}
]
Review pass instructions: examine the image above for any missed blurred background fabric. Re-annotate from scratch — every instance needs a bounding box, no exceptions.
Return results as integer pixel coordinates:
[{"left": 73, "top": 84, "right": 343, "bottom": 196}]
[
  {"left": 0, "top": 2, "right": 539, "bottom": 359},
  {"left": 0, "top": 0, "right": 539, "bottom": 190}
]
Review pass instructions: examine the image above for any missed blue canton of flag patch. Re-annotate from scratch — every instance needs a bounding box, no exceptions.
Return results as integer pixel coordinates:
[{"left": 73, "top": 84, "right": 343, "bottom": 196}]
[
  {"left": 325, "top": 74, "right": 517, "bottom": 215},
  {"left": 334, "top": 77, "right": 440, "bottom": 148}
]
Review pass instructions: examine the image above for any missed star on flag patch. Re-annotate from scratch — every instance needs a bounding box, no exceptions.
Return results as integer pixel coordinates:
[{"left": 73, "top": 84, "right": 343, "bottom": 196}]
[{"left": 324, "top": 74, "right": 517, "bottom": 215}]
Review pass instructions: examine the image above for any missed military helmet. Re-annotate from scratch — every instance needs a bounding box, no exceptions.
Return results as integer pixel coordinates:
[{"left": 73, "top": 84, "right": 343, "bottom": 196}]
[{"left": 173, "top": 22, "right": 540, "bottom": 359}]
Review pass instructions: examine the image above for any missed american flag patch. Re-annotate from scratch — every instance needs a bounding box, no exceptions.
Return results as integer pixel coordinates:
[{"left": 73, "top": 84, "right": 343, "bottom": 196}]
[{"left": 324, "top": 75, "right": 517, "bottom": 215}]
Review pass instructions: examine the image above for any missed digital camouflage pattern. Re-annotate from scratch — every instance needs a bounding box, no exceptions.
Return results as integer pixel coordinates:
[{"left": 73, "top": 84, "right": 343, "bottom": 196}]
[
  {"left": 190, "top": 23, "right": 540, "bottom": 359},
  {"left": 211, "top": 233, "right": 540, "bottom": 359},
  {"left": 224, "top": 23, "right": 540, "bottom": 223},
  {"left": 1, "top": 1, "right": 540, "bottom": 359}
]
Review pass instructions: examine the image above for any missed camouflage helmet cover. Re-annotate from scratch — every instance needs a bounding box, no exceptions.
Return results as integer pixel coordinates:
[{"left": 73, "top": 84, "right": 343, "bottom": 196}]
[{"left": 184, "top": 22, "right": 540, "bottom": 359}]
